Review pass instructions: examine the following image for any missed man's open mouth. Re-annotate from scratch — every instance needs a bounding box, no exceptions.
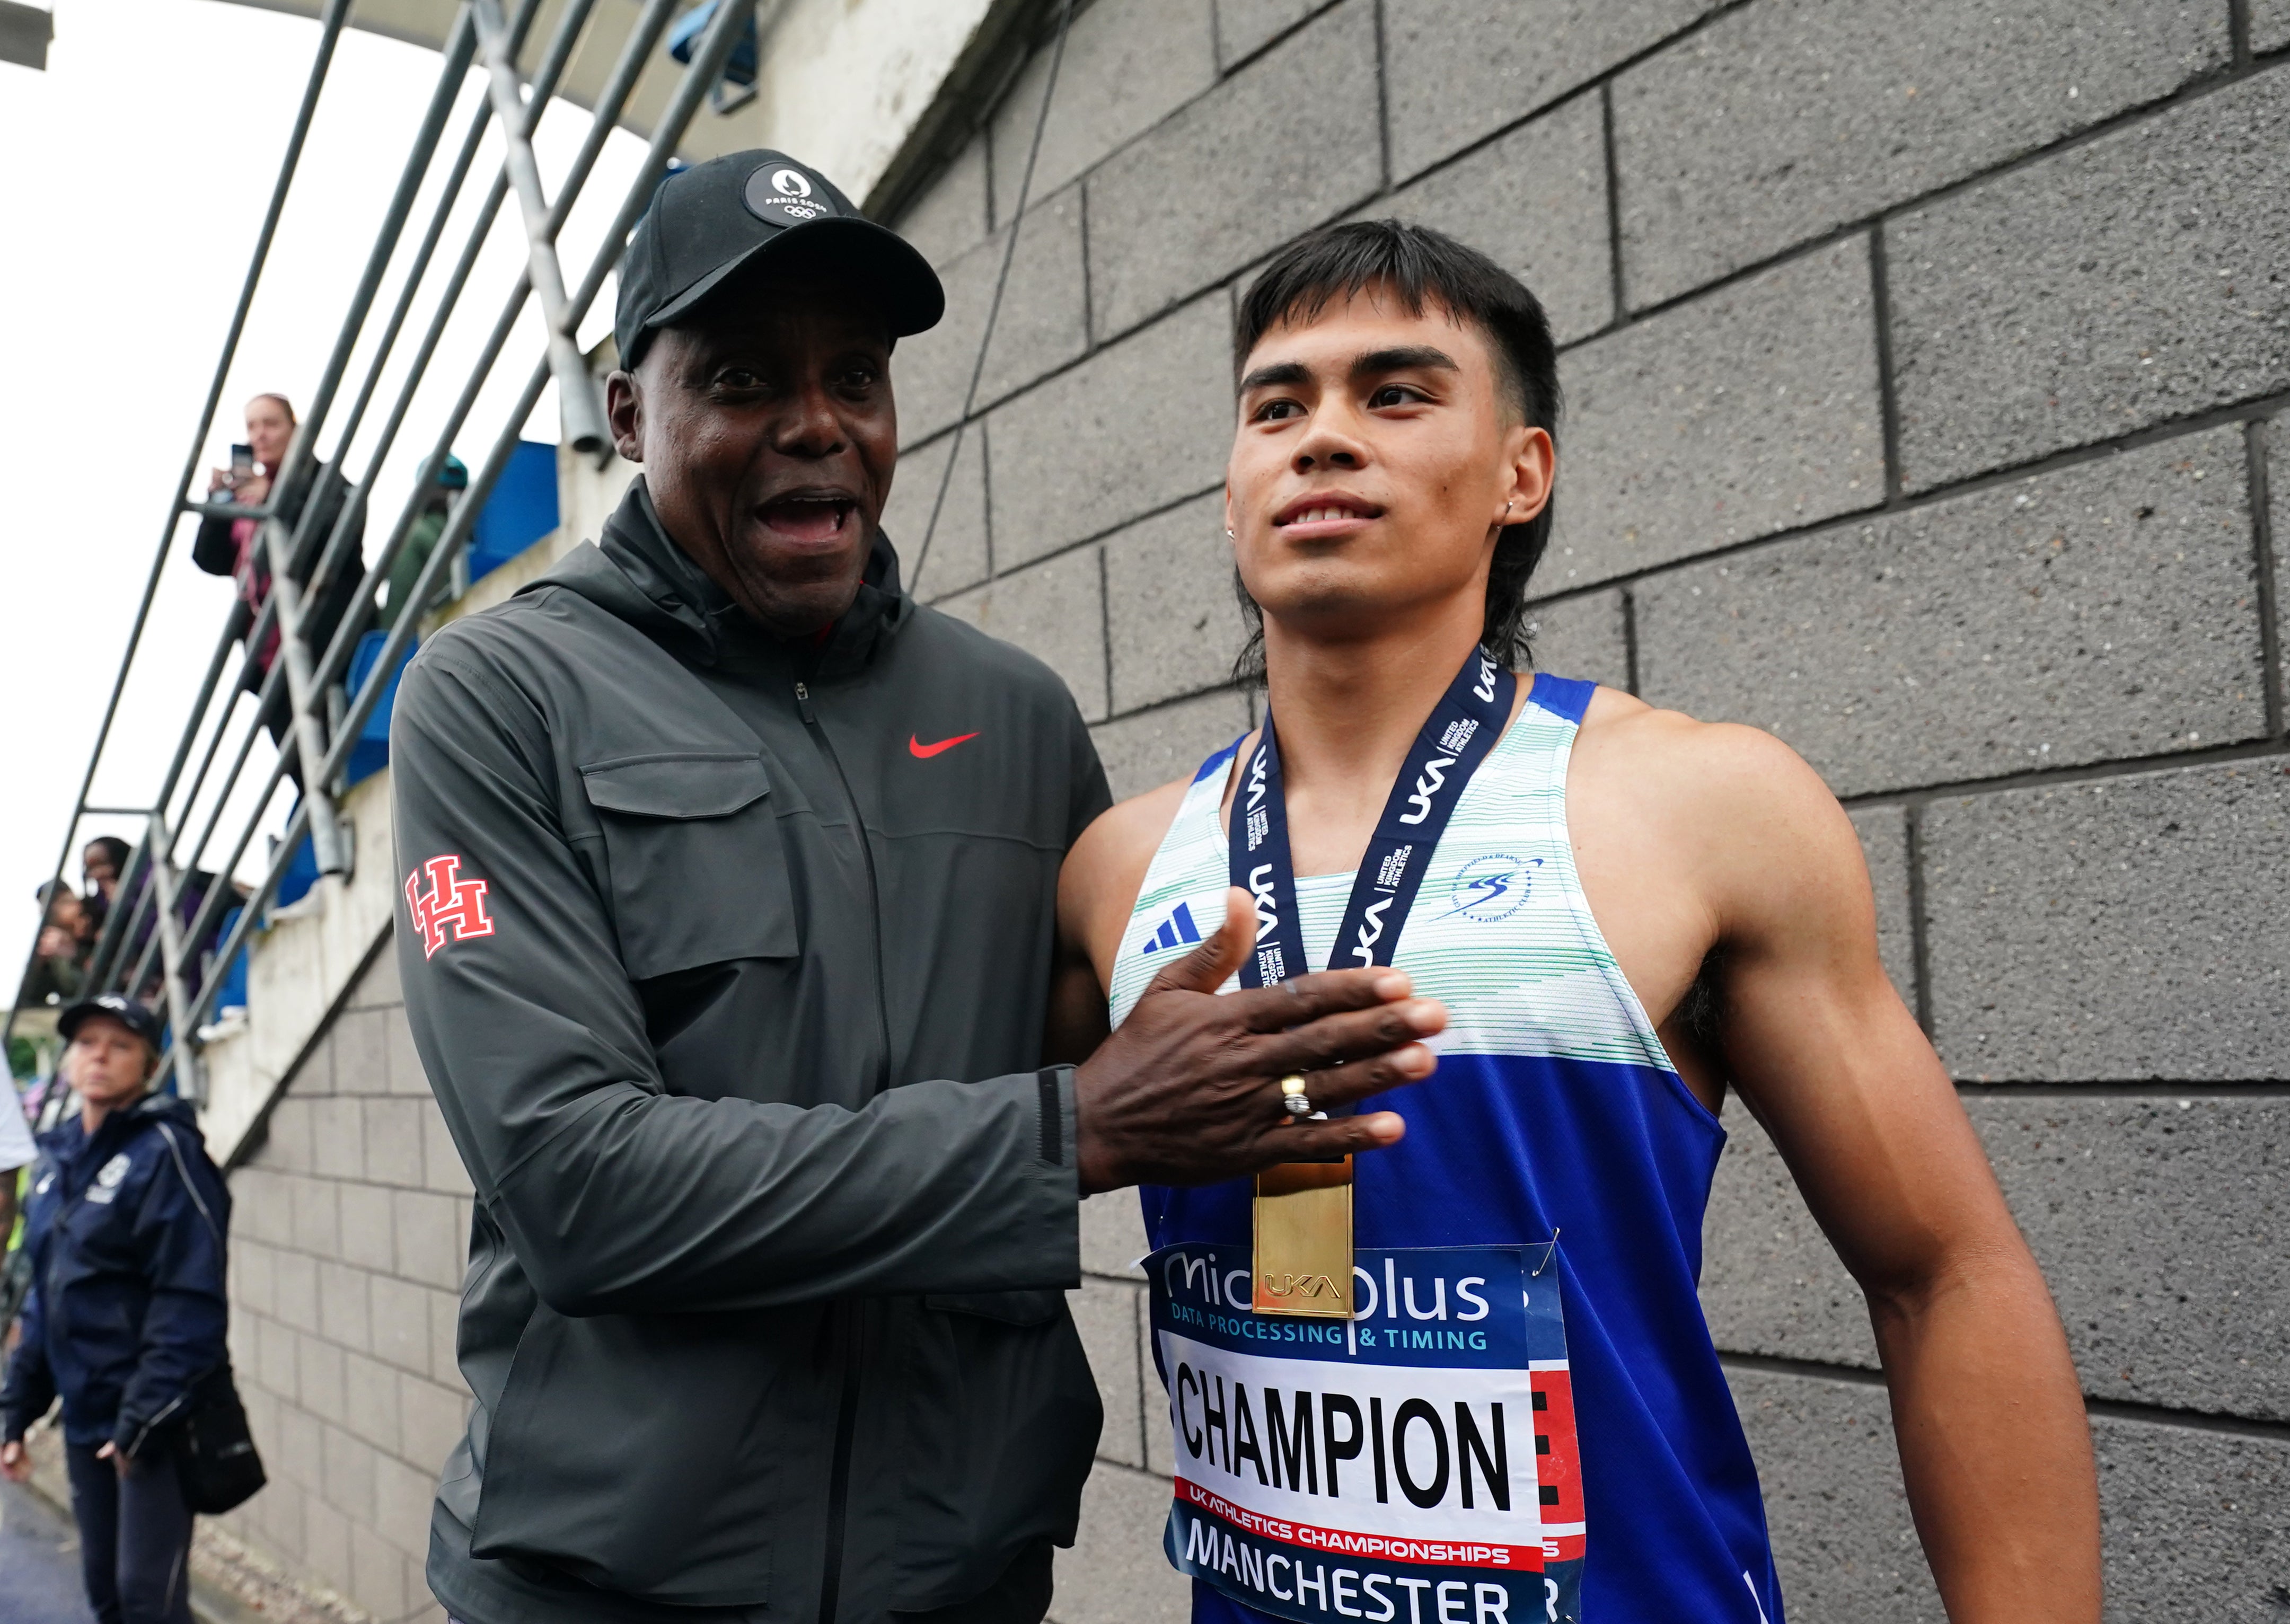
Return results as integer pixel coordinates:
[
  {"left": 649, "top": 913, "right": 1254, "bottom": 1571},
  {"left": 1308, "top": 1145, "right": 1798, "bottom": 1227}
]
[
  {"left": 1273, "top": 495, "right": 1385, "bottom": 528},
  {"left": 758, "top": 493, "right": 858, "bottom": 543}
]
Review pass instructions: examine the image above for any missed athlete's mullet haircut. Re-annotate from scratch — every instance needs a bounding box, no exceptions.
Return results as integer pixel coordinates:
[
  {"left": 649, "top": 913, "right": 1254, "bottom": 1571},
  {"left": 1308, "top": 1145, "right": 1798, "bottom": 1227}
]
[{"left": 1229, "top": 220, "right": 1562, "bottom": 682}]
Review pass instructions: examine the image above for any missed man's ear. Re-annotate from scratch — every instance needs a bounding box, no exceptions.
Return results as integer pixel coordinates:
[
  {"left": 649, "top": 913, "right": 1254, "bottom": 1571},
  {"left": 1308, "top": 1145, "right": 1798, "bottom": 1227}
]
[
  {"left": 1222, "top": 484, "right": 1238, "bottom": 544},
  {"left": 605, "top": 370, "right": 646, "bottom": 465},
  {"left": 1501, "top": 425, "right": 1555, "bottom": 529}
]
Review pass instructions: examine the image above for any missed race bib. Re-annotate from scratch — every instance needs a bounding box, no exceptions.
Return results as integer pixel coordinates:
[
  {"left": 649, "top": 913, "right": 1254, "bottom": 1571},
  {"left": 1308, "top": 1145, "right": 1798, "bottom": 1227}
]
[{"left": 1148, "top": 1242, "right": 1585, "bottom": 1624}]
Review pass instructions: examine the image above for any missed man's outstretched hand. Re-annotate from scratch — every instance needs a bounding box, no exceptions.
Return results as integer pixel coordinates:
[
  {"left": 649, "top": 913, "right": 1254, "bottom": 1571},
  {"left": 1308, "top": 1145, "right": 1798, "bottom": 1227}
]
[{"left": 1073, "top": 887, "right": 1445, "bottom": 1194}]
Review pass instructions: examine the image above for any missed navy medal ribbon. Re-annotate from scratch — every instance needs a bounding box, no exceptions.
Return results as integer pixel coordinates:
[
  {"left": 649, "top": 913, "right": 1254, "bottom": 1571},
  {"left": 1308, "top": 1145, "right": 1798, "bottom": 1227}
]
[{"left": 1231, "top": 646, "right": 1517, "bottom": 990}]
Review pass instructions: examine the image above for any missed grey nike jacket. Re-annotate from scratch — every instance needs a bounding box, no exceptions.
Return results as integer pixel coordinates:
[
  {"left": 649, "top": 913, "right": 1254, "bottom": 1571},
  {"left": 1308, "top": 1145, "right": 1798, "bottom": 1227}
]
[{"left": 389, "top": 483, "right": 1110, "bottom": 1624}]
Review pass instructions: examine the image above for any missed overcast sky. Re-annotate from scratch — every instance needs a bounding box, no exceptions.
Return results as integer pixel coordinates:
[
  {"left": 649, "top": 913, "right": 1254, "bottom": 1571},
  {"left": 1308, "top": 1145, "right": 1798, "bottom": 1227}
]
[{"left": 0, "top": 0, "right": 648, "bottom": 988}]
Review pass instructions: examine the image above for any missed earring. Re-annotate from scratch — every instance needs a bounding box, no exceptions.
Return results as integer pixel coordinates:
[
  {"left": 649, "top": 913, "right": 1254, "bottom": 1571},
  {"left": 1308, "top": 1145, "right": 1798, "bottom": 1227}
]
[{"left": 1225, "top": 527, "right": 1235, "bottom": 537}]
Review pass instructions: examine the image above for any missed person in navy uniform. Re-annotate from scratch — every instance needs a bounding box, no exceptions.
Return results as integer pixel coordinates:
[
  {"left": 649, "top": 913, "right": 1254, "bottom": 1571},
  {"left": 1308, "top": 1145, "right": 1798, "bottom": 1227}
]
[{"left": 1, "top": 994, "right": 230, "bottom": 1624}]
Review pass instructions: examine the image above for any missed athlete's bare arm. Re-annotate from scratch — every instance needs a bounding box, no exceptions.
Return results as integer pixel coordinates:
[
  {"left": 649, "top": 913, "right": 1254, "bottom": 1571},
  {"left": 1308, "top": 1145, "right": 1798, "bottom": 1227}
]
[
  {"left": 1061, "top": 689, "right": 2099, "bottom": 1622},
  {"left": 1570, "top": 686, "right": 2101, "bottom": 1624}
]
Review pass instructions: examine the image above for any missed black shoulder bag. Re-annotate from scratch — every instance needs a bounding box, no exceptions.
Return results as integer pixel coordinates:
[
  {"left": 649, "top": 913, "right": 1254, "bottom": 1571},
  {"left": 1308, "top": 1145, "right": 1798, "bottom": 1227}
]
[{"left": 154, "top": 1121, "right": 268, "bottom": 1514}]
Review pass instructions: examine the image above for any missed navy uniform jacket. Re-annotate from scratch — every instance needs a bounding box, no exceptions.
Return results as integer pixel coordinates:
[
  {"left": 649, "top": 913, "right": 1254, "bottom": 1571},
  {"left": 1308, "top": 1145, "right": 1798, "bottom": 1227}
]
[{"left": 0, "top": 1093, "right": 230, "bottom": 1457}]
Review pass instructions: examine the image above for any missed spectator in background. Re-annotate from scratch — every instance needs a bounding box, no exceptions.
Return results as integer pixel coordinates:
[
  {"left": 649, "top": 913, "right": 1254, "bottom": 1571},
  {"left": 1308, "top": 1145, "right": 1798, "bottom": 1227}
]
[
  {"left": 81, "top": 837, "right": 131, "bottom": 939},
  {"left": 193, "top": 393, "right": 368, "bottom": 784},
  {"left": 19, "top": 884, "right": 90, "bottom": 1008},
  {"left": 1, "top": 995, "right": 229, "bottom": 1624},
  {"left": 376, "top": 454, "right": 467, "bottom": 632}
]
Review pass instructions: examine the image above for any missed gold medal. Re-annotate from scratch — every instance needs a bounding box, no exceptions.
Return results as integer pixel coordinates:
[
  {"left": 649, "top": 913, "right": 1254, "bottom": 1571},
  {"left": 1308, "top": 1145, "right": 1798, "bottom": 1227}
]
[{"left": 1253, "top": 1076, "right": 1353, "bottom": 1316}]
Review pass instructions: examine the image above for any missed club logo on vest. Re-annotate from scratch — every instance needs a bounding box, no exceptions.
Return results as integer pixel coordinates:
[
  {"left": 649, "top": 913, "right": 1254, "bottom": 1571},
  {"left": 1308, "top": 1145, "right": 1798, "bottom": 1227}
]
[
  {"left": 1437, "top": 853, "right": 1538, "bottom": 923},
  {"left": 97, "top": 1153, "right": 130, "bottom": 1188}
]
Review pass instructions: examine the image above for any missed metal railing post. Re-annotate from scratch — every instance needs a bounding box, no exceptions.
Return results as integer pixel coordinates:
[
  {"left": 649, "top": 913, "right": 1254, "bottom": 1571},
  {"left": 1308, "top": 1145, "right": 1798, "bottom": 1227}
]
[
  {"left": 142, "top": 811, "right": 205, "bottom": 1104},
  {"left": 473, "top": 0, "right": 612, "bottom": 460},
  {"left": 258, "top": 518, "right": 351, "bottom": 877}
]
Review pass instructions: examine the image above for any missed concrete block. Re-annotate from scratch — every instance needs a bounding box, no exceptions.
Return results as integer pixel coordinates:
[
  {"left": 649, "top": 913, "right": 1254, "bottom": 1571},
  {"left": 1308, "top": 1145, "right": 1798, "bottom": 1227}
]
[
  {"left": 893, "top": 136, "right": 991, "bottom": 270},
  {"left": 1850, "top": 805, "right": 1916, "bottom": 1008},
  {"left": 274, "top": 1249, "right": 320, "bottom": 1335},
  {"left": 422, "top": 1102, "right": 474, "bottom": 1198},
  {"left": 289, "top": 1030, "right": 333, "bottom": 1097},
  {"left": 1890, "top": 68, "right": 2290, "bottom": 492},
  {"left": 987, "top": 294, "right": 1231, "bottom": 564},
  {"left": 321, "top": 1423, "right": 378, "bottom": 1525},
  {"left": 2275, "top": 416, "right": 2288, "bottom": 705},
  {"left": 1086, "top": 1, "right": 1379, "bottom": 340},
  {"left": 375, "top": 1448, "right": 437, "bottom": 1559},
  {"left": 1104, "top": 492, "right": 1247, "bottom": 713},
  {"left": 319, "top": 1260, "right": 373, "bottom": 1353},
  {"left": 298, "top": 1332, "right": 347, "bottom": 1426},
  {"left": 274, "top": 1400, "right": 323, "bottom": 1494},
  {"left": 384, "top": 1005, "right": 428, "bottom": 1097},
  {"left": 1090, "top": 687, "right": 1252, "bottom": 802},
  {"left": 399, "top": 1373, "right": 469, "bottom": 1477},
  {"left": 344, "top": 1349, "right": 397, "bottom": 1451},
  {"left": 289, "top": 1173, "right": 340, "bottom": 1260},
  {"left": 2097, "top": 1411, "right": 2290, "bottom": 1618},
  {"left": 349, "top": 1522, "right": 408, "bottom": 1621},
  {"left": 331, "top": 1009, "right": 387, "bottom": 1098},
  {"left": 369, "top": 1273, "right": 432, "bottom": 1377},
  {"left": 233, "top": 1168, "right": 293, "bottom": 1247},
  {"left": 1052, "top": 1463, "right": 1190, "bottom": 1624},
  {"left": 1523, "top": 587, "right": 1629, "bottom": 691},
  {"left": 256, "top": 1313, "right": 300, "bottom": 1402},
  {"left": 1923, "top": 761, "right": 2290, "bottom": 1080},
  {"left": 1382, "top": 0, "right": 1725, "bottom": 183},
  {"left": 1615, "top": 0, "right": 2228, "bottom": 309},
  {"left": 348, "top": 937, "right": 401, "bottom": 1010},
  {"left": 989, "top": 0, "right": 1218, "bottom": 209},
  {"left": 429, "top": 1287, "right": 464, "bottom": 1388},
  {"left": 896, "top": 183, "right": 1089, "bottom": 446},
  {"left": 1724, "top": 1366, "right": 1942, "bottom": 1621},
  {"left": 1706, "top": 1091, "right": 2290, "bottom": 1420},
  {"left": 1214, "top": 0, "right": 1318, "bottom": 66},
  {"left": 262, "top": 1097, "right": 315, "bottom": 1173},
  {"left": 363, "top": 1097, "right": 426, "bottom": 1189},
  {"left": 393, "top": 1190, "right": 468, "bottom": 1292},
  {"left": 1634, "top": 429, "right": 2268, "bottom": 795},
  {"left": 310, "top": 1096, "right": 363, "bottom": 1180},
  {"left": 234, "top": 1238, "right": 278, "bottom": 1320},
  {"left": 1079, "top": 1190, "right": 1150, "bottom": 1280},
  {"left": 2257, "top": 0, "right": 2290, "bottom": 51},
  {"left": 302, "top": 1492, "right": 352, "bottom": 1593},
  {"left": 1071, "top": 1279, "right": 1144, "bottom": 1469},
  {"left": 1552, "top": 236, "right": 1883, "bottom": 590},
  {"left": 935, "top": 548, "right": 1107, "bottom": 720},
  {"left": 338, "top": 1180, "right": 395, "bottom": 1273},
  {"left": 1369, "top": 92, "right": 1614, "bottom": 345},
  {"left": 884, "top": 428, "right": 989, "bottom": 603}
]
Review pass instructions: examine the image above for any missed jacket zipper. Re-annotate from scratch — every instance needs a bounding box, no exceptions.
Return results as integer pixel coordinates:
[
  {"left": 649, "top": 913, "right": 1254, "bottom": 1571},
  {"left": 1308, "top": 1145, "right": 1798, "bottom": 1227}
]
[{"left": 792, "top": 679, "right": 889, "bottom": 1624}]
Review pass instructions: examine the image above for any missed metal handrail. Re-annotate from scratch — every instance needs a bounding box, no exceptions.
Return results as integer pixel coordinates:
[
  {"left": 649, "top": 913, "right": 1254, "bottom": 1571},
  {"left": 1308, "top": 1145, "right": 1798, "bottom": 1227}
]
[{"left": 6, "top": 0, "right": 766, "bottom": 1102}]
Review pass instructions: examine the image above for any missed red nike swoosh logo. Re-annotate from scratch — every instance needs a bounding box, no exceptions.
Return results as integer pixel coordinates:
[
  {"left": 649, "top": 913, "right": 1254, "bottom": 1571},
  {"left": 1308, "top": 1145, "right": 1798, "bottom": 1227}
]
[{"left": 908, "top": 731, "right": 980, "bottom": 759}]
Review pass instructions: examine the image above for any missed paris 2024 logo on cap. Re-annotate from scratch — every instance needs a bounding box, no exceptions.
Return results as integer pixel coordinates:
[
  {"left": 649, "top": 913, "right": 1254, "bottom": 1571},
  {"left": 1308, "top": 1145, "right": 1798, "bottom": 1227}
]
[{"left": 743, "top": 164, "right": 834, "bottom": 227}]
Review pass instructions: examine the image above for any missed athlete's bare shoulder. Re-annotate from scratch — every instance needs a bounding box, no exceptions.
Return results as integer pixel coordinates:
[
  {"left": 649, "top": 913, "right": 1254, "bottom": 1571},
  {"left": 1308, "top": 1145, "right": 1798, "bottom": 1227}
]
[
  {"left": 1565, "top": 684, "right": 1874, "bottom": 972},
  {"left": 1061, "top": 763, "right": 1219, "bottom": 989}
]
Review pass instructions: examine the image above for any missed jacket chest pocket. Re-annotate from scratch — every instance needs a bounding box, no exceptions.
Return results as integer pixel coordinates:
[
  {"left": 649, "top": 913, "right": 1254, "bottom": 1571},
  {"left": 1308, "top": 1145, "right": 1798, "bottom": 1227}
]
[{"left": 580, "top": 753, "right": 798, "bottom": 979}]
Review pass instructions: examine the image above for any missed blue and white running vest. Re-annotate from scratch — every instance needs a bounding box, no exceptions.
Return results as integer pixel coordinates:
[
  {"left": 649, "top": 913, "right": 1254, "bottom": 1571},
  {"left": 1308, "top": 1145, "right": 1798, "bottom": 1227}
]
[{"left": 1109, "top": 675, "right": 1784, "bottom": 1624}]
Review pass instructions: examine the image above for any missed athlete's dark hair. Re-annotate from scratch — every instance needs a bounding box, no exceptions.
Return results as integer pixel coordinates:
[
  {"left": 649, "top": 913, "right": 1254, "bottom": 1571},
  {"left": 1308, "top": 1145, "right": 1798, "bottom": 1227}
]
[{"left": 1228, "top": 220, "right": 1561, "bottom": 682}]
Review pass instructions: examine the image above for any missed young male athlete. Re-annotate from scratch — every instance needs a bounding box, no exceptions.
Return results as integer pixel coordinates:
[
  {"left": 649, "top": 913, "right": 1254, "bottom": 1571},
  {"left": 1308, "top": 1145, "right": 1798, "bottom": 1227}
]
[{"left": 1054, "top": 223, "right": 2101, "bottom": 1624}]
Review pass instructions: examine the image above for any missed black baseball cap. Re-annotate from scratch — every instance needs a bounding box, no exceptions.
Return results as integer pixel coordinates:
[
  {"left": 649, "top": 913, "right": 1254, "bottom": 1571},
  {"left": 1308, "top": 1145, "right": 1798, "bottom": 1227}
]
[
  {"left": 59, "top": 993, "right": 163, "bottom": 1049},
  {"left": 614, "top": 149, "right": 944, "bottom": 369}
]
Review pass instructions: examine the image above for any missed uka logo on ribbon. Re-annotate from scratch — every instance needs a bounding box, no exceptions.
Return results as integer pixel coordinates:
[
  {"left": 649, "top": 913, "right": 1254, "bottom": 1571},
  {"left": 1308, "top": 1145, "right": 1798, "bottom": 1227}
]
[{"left": 1149, "top": 1241, "right": 1586, "bottom": 1624}]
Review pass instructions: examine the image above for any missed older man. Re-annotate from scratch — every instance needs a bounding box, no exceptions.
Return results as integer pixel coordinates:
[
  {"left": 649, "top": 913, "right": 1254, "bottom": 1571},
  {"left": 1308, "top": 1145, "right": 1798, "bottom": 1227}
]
[{"left": 391, "top": 150, "right": 1442, "bottom": 1624}]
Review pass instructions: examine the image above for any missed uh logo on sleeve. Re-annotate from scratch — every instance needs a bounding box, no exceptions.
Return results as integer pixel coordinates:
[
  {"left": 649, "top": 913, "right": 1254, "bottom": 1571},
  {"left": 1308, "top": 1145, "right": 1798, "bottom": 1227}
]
[{"left": 1148, "top": 1241, "right": 1585, "bottom": 1624}]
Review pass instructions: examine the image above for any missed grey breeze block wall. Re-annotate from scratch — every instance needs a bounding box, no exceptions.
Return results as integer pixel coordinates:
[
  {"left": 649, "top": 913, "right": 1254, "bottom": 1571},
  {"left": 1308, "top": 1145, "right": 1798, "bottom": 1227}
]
[{"left": 877, "top": 1, "right": 2290, "bottom": 1620}]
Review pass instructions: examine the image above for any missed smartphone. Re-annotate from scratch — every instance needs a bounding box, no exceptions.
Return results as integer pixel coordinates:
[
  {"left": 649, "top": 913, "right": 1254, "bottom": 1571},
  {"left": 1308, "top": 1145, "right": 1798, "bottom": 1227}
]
[{"left": 231, "top": 444, "right": 255, "bottom": 478}]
